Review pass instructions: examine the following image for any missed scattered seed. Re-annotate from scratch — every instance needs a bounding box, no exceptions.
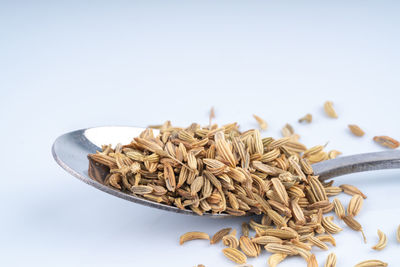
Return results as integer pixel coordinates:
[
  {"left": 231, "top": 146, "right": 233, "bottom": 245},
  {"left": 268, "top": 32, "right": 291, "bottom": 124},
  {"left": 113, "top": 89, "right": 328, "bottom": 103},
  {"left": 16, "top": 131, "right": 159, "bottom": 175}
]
[
  {"left": 347, "top": 194, "right": 364, "bottom": 217},
  {"left": 374, "top": 135, "right": 400, "bottom": 149},
  {"left": 340, "top": 184, "right": 367, "bottom": 199},
  {"left": 354, "top": 260, "right": 388, "bottom": 267},
  {"left": 343, "top": 215, "right": 367, "bottom": 243},
  {"left": 328, "top": 150, "right": 342, "bottom": 159},
  {"left": 210, "top": 228, "right": 231, "bottom": 244},
  {"left": 299, "top": 113, "right": 312, "bottom": 123},
  {"left": 372, "top": 229, "right": 387, "bottom": 251},
  {"left": 180, "top": 231, "right": 210, "bottom": 245},
  {"left": 268, "top": 253, "right": 287, "bottom": 267},
  {"left": 348, "top": 125, "right": 365, "bottom": 137},
  {"left": 307, "top": 254, "right": 319, "bottom": 267},
  {"left": 239, "top": 236, "right": 258, "bottom": 257},
  {"left": 333, "top": 198, "right": 345, "bottom": 219},
  {"left": 324, "top": 253, "right": 337, "bottom": 267},
  {"left": 253, "top": 114, "right": 268, "bottom": 131},
  {"left": 324, "top": 101, "right": 338, "bottom": 118},
  {"left": 222, "top": 247, "right": 247, "bottom": 264}
]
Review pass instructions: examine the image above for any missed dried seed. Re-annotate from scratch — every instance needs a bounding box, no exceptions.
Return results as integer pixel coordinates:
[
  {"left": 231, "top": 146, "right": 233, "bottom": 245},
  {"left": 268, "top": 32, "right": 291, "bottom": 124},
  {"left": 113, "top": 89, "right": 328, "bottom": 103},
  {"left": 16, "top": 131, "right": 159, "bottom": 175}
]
[
  {"left": 239, "top": 236, "right": 258, "bottom": 257},
  {"left": 317, "top": 234, "right": 336, "bottom": 247},
  {"left": 130, "top": 185, "right": 153, "bottom": 195},
  {"left": 241, "top": 223, "right": 250, "bottom": 237},
  {"left": 354, "top": 260, "right": 388, "bottom": 267},
  {"left": 264, "top": 244, "right": 298, "bottom": 255},
  {"left": 347, "top": 194, "right": 364, "bottom": 217},
  {"left": 299, "top": 113, "right": 312, "bottom": 123},
  {"left": 322, "top": 216, "right": 342, "bottom": 234},
  {"left": 324, "top": 253, "right": 337, "bottom": 267},
  {"left": 324, "top": 101, "right": 338, "bottom": 118},
  {"left": 339, "top": 184, "right": 367, "bottom": 199},
  {"left": 215, "top": 131, "right": 236, "bottom": 167},
  {"left": 268, "top": 253, "right": 287, "bottom": 267},
  {"left": 372, "top": 229, "right": 387, "bottom": 251},
  {"left": 179, "top": 231, "right": 210, "bottom": 245},
  {"left": 266, "top": 209, "right": 287, "bottom": 228},
  {"left": 291, "top": 198, "right": 306, "bottom": 225},
  {"left": 222, "top": 247, "right": 247, "bottom": 264},
  {"left": 307, "top": 254, "right": 318, "bottom": 267},
  {"left": 328, "top": 150, "right": 342, "bottom": 159},
  {"left": 325, "top": 186, "right": 342, "bottom": 197},
  {"left": 348, "top": 124, "right": 365, "bottom": 137},
  {"left": 253, "top": 114, "right": 268, "bottom": 131},
  {"left": 343, "top": 215, "right": 367, "bottom": 243},
  {"left": 251, "top": 236, "right": 283, "bottom": 245},
  {"left": 223, "top": 230, "right": 239, "bottom": 248},
  {"left": 210, "top": 228, "right": 231, "bottom": 244},
  {"left": 307, "top": 236, "right": 329, "bottom": 250},
  {"left": 282, "top": 123, "right": 294, "bottom": 137},
  {"left": 374, "top": 135, "right": 400, "bottom": 149},
  {"left": 262, "top": 229, "right": 298, "bottom": 240},
  {"left": 271, "top": 178, "right": 289, "bottom": 206}
]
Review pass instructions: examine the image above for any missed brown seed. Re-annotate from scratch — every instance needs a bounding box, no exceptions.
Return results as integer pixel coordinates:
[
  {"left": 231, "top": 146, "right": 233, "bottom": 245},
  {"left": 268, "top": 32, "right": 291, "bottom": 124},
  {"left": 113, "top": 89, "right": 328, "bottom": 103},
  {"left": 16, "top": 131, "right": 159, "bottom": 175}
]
[
  {"left": 317, "top": 234, "right": 336, "bottom": 247},
  {"left": 372, "top": 229, "right": 387, "bottom": 251},
  {"left": 354, "top": 260, "right": 388, "bottom": 267},
  {"left": 241, "top": 223, "right": 250, "bottom": 237},
  {"left": 328, "top": 150, "right": 342, "bottom": 159},
  {"left": 347, "top": 194, "right": 364, "bottom": 217},
  {"left": 343, "top": 215, "right": 367, "bottom": 243},
  {"left": 253, "top": 114, "right": 268, "bottom": 131},
  {"left": 324, "top": 253, "right": 337, "bottom": 267},
  {"left": 282, "top": 123, "right": 294, "bottom": 137},
  {"left": 264, "top": 244, "right": 298, "bottom": 255},
  {"left": 239, "top": 236, "right": 258, "bottom": 257},
  {"left": 373, "top": 135, "right": 400, "bottom": 149},
  {"left": 130, "top": 185, "right": 153, "bottom": 195},
  {"left": 251, "top": 236, "right": 283, "bottom": 245},
  {"left": 339, "top": 184, "right": 367, "bottom": 199},
  {"left": 291, "top": 198, "right": 306, "bottom": 225},
  {"left": 322, "top": 216, "right": 342, "bottom": 234},
  {"left": 210, "top": 228, "right": 231, "bottom": 244},
  {"left": 179, "top": 231, "right": 210, "bottom": 245},
  {"left": 268, "top": 253, "right": 287, "bottom": 267},
  {"left": 223, "top": 230, "right": 239, "bottom": 248},
  {"left": 324, "top": 101, "right": 338, "bottom": 118},
  {"left": 299, "top": 113, "right": 312, "bottom": 123},
  {"left": 308, "top": 236, "right": 329, "bottom": 250},
  {"left": 271, "top": 178, "right": 289, "bottom": 207},
  {"left": 222, "top": 247, "right": 247, "bottom": 264},
  {"left": 307, "top": 254, "right": 318, "bottom": 267},
  {"left": 348, "top": 124, "right": 365, "bottom": 137},
  {"left": 262, "top": 229, "right": 298, "bottom": 240},
  {"left": 325, "top": 186, "right": 342, "bottom": 197}
]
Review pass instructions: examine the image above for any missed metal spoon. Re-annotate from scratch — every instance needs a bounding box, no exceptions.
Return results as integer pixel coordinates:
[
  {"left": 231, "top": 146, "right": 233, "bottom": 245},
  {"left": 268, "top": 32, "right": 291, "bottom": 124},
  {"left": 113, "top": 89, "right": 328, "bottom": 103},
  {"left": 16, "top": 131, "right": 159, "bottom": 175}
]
[{"left": 52, "top": 126, "right": 400, "bottom": 217}]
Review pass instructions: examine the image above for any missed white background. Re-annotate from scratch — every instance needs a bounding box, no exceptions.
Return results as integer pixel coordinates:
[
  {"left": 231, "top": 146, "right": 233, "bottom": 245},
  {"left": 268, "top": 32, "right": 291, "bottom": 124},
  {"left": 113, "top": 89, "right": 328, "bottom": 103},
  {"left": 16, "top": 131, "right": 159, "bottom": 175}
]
[{"left": 1, "top": 1, "right": 400, "bottom": 266}]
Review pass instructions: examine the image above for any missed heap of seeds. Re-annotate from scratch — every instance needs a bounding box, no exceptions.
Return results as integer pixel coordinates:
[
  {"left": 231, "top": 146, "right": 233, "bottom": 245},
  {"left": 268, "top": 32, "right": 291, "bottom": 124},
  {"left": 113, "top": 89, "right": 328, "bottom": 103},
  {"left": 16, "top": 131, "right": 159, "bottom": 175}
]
[{"left": 88, "top": 121, "right": 385, "bottom": 266}]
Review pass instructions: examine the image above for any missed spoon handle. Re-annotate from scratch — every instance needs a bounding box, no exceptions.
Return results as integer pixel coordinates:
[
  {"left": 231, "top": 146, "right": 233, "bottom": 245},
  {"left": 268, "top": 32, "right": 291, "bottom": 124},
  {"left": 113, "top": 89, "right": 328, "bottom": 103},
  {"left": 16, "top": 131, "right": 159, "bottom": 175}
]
[{"left": 312, "top": 150, "right": 400, "bottom": 181}]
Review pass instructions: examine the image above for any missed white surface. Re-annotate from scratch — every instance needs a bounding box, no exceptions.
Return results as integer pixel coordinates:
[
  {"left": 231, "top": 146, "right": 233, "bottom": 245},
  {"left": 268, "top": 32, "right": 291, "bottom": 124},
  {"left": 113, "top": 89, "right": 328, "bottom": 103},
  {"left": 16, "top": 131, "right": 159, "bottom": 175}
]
[{"left": 1, "top": 1, "right": 400, "bottom": 266}]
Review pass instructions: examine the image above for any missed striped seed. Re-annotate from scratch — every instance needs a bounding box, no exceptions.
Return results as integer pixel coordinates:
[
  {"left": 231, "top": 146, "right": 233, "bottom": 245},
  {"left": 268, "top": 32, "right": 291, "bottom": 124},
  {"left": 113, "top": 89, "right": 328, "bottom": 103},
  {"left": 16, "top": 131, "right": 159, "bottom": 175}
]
[
  {"left": 222, "top": 248, "right": 247, "bottom": 264},
  {"left": 180, "top": 232, "right": 210, "bottom": 245}
]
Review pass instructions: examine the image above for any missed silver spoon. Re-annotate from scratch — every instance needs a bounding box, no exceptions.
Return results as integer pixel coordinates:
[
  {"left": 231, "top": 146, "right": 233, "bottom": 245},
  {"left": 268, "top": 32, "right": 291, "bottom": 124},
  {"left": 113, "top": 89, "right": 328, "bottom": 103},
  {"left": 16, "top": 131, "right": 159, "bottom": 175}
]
[{"left": 52, "top": 126, "right": 400, "bottom": 217}]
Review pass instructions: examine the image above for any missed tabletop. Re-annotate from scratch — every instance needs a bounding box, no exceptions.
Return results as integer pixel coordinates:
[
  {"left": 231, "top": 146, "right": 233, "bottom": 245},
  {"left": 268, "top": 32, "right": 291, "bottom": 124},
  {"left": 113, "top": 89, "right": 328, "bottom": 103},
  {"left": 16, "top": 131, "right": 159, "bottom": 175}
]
[{"left": 1, "top": 1, "right": 400, "bottom": 266}]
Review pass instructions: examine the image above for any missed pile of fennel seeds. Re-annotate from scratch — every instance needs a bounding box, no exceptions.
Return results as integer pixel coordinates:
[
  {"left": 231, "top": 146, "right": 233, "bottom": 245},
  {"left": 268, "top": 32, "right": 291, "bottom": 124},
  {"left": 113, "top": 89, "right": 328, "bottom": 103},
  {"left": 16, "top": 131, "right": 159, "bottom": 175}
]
[{"left": 88, "top": 121, "right": 384, "bottom": 266}]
